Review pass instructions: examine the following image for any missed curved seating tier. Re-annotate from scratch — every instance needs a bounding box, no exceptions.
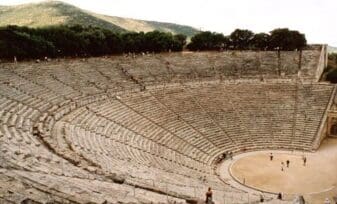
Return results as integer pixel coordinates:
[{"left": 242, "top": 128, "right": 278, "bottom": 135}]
[{"left": 0, "top": 47, "right": 331, "bottom": 203}]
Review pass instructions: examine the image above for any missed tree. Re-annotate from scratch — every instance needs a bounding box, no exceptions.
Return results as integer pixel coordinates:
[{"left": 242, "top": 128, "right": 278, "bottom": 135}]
[
  {"left": 0, "top": 26, "right": 56, "bottom": 59},
  {"left": 186, "top": 31, "right": 227, "bottom": 51},
  {"left": 172, "top": 34, "right": 187, "bottom": 51},
  {"left": 269, "top": 28, "right": 306, "bottom": 51},
  {"left": 80, "top": 28, "right": 108, "bottom": 56},
  {"left": 187, "top": 31, "right": 212, "bottom": 51},
  {"left": 329, "top": 53, "right": 337, "bottom": 64},
  {"left": 229, "top": 29, "right": 254, "bottom": 50},
  {"left": 121, "top": 32, "right": 144, "bottom": 53},
  {"left": 326, "top": 69, "right": 337, "bottom": 83},
  {"left": 0, "top": 24, "right": 309, "bottom": 60},
  {"left": 251, "top": 33, "right": 270, "bottom": 50},
  {"left": 145, "top": 31, "right": 172, "bottom": 52},
  {"left": 212, "top": 33, "right": 227, "bottom": 50},
  {"left": 38, "top": 25, "right": 86, "bottom": 56},
  {"left": 104, "top": 31, "right": 123, "bottom": 54},
  {"left": 289, "top": 30, "right": 306, "bottom": 50}
]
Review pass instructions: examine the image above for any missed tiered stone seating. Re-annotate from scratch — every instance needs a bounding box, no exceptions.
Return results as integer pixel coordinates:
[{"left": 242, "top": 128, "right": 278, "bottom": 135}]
[
  {"left": 60, "top": 104, "right": 214, "bottom": 174},
  {"left": 300, "top": 50, "right": 321, "bottom": 78},
  {"left": 0, "top": 45, "right": 331, "bottom": 204},
  {"left": 146, "top": 82, "right": 334, "bottom": 153},
  {"left": 121, "top": 92, "right": 222, "bottom": 157},
  {"left": 292, "top": 84, "right": 334, "bottom": 147},
  {"left": 120, "top": 56, "right": 169, "bottom": 84}
]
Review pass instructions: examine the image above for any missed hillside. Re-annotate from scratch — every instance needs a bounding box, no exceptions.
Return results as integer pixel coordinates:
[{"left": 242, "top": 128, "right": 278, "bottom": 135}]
[
  {"left": 0, "top": 1, "right": 199, "bottom": 37},
  {"left": 92, "top": 14, "right": 198, "bottom": 37},
  {"left": 328, "top": 46, "right": 337, "bottom": 53}
]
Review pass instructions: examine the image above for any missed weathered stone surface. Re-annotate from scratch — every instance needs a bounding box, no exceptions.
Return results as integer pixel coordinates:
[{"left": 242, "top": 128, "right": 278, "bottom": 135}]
[
  {"left": 21, "top": 198, "right": 42, "bottom": 204},
  {"left": 0, "top": 46, "right": 327, "bottom": 204}
]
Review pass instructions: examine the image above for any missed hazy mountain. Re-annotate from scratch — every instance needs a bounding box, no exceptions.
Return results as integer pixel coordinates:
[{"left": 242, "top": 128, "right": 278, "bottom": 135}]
[
  {"left": 0, "top": 1, "right": 199, "bottom": 37},
  {"left": 328, "top": 46, "right": 337, "bottom": 53}
]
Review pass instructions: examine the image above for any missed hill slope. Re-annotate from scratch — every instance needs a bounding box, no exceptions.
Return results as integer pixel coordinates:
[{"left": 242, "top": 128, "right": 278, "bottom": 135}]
[
  {"left": 328, "top": 46, "right": 337, "bottom": 53},
  {"left": 0, "top": 1, "right": 199, "bottom": 37}
]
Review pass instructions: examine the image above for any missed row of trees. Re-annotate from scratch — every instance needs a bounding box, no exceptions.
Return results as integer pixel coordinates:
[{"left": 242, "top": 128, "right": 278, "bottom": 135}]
[
  {"left": 0, "top": 25, "right": 187, "bottom": 59},
  {"left": 187, "top": 28, "right": 307, "bottom": 51},
  {"left": 325, "top": 53, "right": 337, "bottom": 83},
  {"left": 0, "top": 25, "right": 307, "bottom": 60}
]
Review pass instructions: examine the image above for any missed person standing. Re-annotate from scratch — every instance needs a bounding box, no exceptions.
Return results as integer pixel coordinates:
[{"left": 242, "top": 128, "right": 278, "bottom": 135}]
[
  {"left": 303, "top": 156, "right": 307, "bottom": 166},
  {"left": 260, "top": 194, "right": 264, "bottom": 202},
  {"left": 286, "top": 160, "right": 290, "bottom": 168},
  {"left": 222, "top": 152, "right": 227, "bottom": 160},
  {"left": 270, "top": 153, "right": 273, "bottom": 161},
  {"left": 324, "top": 198, "right": 331, "bottom": 204},
  {"left": 205, "top": 187, "right": 213, "bottom": 204}
]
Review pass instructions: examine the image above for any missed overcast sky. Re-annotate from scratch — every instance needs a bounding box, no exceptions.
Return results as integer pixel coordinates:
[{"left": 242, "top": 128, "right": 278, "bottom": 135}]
[{"left": 2, "top": 0, "right": 336, "bottom": 46}]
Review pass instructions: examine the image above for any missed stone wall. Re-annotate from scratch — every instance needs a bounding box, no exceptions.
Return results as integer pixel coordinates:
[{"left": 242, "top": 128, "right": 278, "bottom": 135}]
[{"left": 314, "top": 44, "right": 328, "bottom": 82}]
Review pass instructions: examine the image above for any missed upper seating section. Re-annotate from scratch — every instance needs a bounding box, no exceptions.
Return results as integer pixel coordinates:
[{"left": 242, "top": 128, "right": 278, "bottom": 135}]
[
  {"left": 1, "top": 45, "right": 323, "bottom": 90},
  {"left": 121, "top": 47, "right": 323, "bottom": 84}
]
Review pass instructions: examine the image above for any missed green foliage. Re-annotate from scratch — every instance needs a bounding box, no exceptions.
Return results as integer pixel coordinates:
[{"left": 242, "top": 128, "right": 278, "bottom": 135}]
[
  {"left": 186, "top": 28, "right": 307, "bottom": 52},
  {"left": 145, "top": 31, "right": 172, "bottom": 52},
  {"left": 0, "top": 26, "right": 56, "bottom": 58},
  {"left": 326, "top": 69, "right": 337, "bottom": 83},
  {"left": 329, "top": 53, "right": 337, "bottom": 64},
  {"left": 324, "top": 54, "right": 337, "bottom": 83},
  {"left": 269, "top": 28, "right": 306, "bottom": 51},
  {"left": 229, "top": 29, "right": 254, "bottom": 50},
  {"left": 121, "top": 32, "right": 145, "bottom": 53},
  {"left": 0, "top": 1, "right": 199, "bottom": 38},
  {"left": 0, "top": 25, "right": 187, "bottom": 60},
  {"left": 251, "top": 33, "right": 270, "bottom": 50},
  {"left": 0, "top": 24, "right": 309, "bottom": 60},
  {"left": 172, "top": 34, "right": 187, "bottom": 51},
  {"left": 187, "top": 31, "right": 228, "bottom": 51}
]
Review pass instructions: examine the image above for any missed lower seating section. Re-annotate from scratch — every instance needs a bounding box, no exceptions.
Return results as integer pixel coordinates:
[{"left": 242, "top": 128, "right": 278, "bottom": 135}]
[
  {"left": 47, "top": 82, "right": 333, "bottom": 203},
  {"left": 0, "top": 47, "right": 332, "bottom": 203},
  {"left": 0, "top": 169, "right": 189, "bottom": 204}
]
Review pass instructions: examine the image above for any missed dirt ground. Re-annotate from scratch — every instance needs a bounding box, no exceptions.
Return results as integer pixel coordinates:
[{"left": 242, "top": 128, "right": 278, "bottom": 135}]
[{"left": 229, "top": 137, "right": 337, "bottom": 203}]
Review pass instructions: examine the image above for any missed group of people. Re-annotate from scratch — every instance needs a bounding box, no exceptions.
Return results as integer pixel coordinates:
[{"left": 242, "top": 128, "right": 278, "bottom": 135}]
[
  {"left": 215, "top": 151, "right": 234, "bottom": 164},
  {"left": 222, "top": 151, "right": 233, "bottom": 160},
  {"left": 280, "top": 160, "right": 290, "bottom": 171},
  {"left": 205, "top": 153, "right": 312, "bottom": 204},
  {"left": 269, "top": 153, "right": 307, "bottom": 171}
]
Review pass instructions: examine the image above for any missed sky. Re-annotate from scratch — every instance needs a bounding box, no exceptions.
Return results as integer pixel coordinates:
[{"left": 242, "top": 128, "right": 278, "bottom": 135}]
[{"left": 1, "top": 0, "right": 337, "bottom": 46}]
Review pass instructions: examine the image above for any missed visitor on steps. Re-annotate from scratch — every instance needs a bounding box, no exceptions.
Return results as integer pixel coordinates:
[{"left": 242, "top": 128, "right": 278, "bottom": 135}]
[
  {"left": 324, "top": 198, "right": 331, "bottom": 204},
  {"left": 260, "top": 194, "right": 264, "bottom": 202},
  {"left": 205, "top": 187, "right": 213, "bottom": 204}
]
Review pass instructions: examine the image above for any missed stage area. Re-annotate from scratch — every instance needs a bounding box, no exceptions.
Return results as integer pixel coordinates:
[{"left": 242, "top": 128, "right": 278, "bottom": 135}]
[{"left": 225, "top": 138, "right": 337, "bottom": 202}]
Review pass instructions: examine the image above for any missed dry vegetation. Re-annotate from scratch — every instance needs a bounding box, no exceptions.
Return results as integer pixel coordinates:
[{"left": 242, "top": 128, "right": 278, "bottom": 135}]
[{"left": 0, "top": 1, "right": 198, "bottom": 37}]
